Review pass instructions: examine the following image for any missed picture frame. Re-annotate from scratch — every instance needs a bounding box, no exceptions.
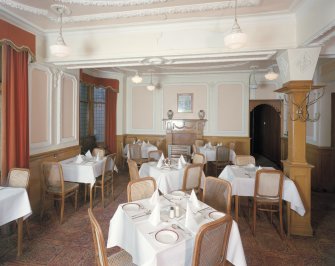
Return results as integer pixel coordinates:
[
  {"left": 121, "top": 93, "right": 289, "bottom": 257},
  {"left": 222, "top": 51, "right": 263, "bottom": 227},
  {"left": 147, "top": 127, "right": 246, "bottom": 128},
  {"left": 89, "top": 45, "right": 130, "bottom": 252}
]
[{"left": 177, "top": 93, "right": 193, "bottom": 113}]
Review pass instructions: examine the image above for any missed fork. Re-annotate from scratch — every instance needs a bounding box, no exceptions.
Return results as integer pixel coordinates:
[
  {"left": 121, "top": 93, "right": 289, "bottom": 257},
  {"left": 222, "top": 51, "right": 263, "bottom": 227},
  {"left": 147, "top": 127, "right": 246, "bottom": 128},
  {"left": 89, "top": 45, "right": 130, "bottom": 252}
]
[{"left": 132, "top": 210, "right": 151, "bottom": 219}]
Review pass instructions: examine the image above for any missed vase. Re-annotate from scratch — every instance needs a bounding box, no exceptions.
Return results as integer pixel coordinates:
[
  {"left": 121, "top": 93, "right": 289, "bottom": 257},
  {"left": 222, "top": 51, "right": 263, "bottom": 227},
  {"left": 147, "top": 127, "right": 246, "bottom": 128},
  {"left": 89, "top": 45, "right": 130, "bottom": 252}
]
[
  {"left": 167, "top": 110, "right": 174, "bottom": 119},
  {"left": 198, "top": 110, "right": 205, "bottom": 119}
]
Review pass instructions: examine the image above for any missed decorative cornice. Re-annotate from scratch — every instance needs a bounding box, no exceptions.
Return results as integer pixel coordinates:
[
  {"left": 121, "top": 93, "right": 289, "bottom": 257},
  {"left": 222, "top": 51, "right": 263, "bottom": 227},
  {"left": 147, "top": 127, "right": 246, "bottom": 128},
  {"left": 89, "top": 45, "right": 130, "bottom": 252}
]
[
  {"left": 0, "top": 0, "right": 48, "bottom": 16},
  {"left": 55, "top": 0, "right": 168, "bottom": 7},
  {"left": 304, "top": 21, "right": 335, "bottom": 47}
]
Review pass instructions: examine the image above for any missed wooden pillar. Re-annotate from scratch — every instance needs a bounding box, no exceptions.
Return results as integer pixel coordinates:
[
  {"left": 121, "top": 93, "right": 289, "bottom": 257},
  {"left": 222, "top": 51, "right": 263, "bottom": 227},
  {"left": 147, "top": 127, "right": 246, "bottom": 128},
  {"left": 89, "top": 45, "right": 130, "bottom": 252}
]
[{"left": 276, "top": 81, "right": 313, "bottom": 236}]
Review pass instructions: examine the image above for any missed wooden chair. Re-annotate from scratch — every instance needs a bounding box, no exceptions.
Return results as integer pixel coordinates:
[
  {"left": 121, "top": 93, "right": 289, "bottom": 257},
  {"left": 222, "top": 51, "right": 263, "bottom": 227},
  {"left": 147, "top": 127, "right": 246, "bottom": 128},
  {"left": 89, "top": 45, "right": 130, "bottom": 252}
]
[
  {"left": 195, "top": 139, "right": 205, "bottom": 147},
  {"left": 229, "top": 142, "right": 236, "bottom": 151},
  {"left": 92, "top": 147, "right": 106, "bottom": 158},
  {"left": 252, "top": 169, "right": 284, "bottom": 238},
  {"left": 127, "top": 177, "right": 157, "bottom": 202},
  {"left": 120, "top": 142, "right": 128, "bottom": 168},
  {"left": 203, "top": 176, "right": 232, "bottom": 215},
  {"left": 7, "top": 168, "right": 31, "bottom": 238},
  {"left": 40, "top": 162, "right": 79, "bottom": 224},
  {"left": 193, "top": 153, "right": 205, "bottom": 164},
  {"left": 148, "top": 150, "right": 163, "bottom": 162},
  {"left": 212, "top": 145, "right": 230, "bottom": 177},
  {"left": 128, "top": 144, "right": 146, "bottom": 167},
  {"left": 192, "top": 214, "right": 233, "bottom": 266},
  {"left": 127, "top": 159, "right": 140, "bottom": 181},
  {"left": 181, "top": 163, "right": 203, "bottom": 194},
  {"left": 88, "top": 209, "right": 134, "bottom": 266},
  {"left": 168, "top": 144, "right": 191, "bottom": 162},
  {"left": 94, "top": 154, "right": 115, "bottom": 208},
  {"left": 234, "top": 155, "right": 255, "bottom": 166},
  {"left": 125, "top": 136, "right": 137, "bottom": 145}
]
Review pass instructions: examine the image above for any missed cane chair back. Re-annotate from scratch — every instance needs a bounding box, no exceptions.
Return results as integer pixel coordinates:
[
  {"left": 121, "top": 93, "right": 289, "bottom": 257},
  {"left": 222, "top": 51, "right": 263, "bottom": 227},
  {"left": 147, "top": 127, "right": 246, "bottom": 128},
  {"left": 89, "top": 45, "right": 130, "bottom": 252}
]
[
  {"left": 88, "top": 209, "right": 134, "bottom": 266},
  {"left": 203, "top": 177, "right": 232, "bottom": 214},
  {"left": 7, "top": 168, "right": 30, "bottom": 189},
  {"left": 253, "top": 169, "right": 284, "bottom": 238},
  {"left": 168, "top": 144, "right": 191, "bottom": 162},
  {"left": 195, "top": 139, "right": 205, "bottom": 147},
  {"left": 234, "top": 155, "right": 255, "bottom": 166},
  {"left": 192, "top": 215, "right": 233, "bottom": 266},
  {"left": 125, "top": 137, "right": 137, "bottom": 145},
  {"left": 229, "top": 142, "right": 236, "bottom": 151},
  {"left": 148, "top": 150, "right": 163, "bottom": 162},
  {"left": 127, "top": 159, "right": 140, "bottom": 181},
  {"left": 127, "top": 177, "right": 157, "bottom": 202},
  {"left": 40, "top": 162, "right": 79, "bottom": 224},
  {"left": 212, "top": 145, "right": 230, "bottom": 176},
  {"left": 181, "top": 164, "right": 203, "bottom": 193},
  {"left": 193, "top": 153, "right": 205, "bottom": 165},
  {"left": 92, "top": 148, "right": 106, "bottom": 158}
]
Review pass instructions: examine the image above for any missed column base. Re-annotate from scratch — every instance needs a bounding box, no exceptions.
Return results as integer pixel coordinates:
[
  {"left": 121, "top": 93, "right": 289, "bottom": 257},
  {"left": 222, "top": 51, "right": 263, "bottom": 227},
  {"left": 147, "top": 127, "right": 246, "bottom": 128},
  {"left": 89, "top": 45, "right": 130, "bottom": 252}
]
[{"left": 282, "top": 160, "right": 313, "bottom": 237}]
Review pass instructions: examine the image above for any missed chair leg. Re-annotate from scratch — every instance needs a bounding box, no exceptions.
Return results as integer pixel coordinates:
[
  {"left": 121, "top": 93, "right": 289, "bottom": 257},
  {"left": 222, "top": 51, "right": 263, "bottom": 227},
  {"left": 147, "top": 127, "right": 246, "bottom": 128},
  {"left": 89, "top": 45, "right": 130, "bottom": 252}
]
[
  {"left": 253, "top": 201, "right": 257, "bottom": 235},
  {"left": 60, "top": 197, "right": 65, "bottom": 224},
  {"left": 112, "top": 178, "right": 114, "bottom": 201},
  {"left": 101, "top": 186, "right": 105, "bottom": 209},
  {"left": 84, "top": 184, "right": 87, "bottom": 203},
  {"left": 74, "top": 189, "right": 78, "bottom": 211},
  {"left": 279, "top": 203, "right": 284, "bottom": 239},
  {"left": 40, "top": 192, "right": 46, "bottom": 220}
]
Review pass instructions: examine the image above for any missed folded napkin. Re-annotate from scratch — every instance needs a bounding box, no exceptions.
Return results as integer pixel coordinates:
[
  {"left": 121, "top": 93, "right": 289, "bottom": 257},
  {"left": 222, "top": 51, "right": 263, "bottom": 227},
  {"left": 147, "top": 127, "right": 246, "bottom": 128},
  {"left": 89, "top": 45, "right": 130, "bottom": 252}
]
[
  {"left": 149, "top": 189, "right": 160, "bottom": 206},
  {"left": 180, "top": 155, "right": 186, "bottom": 165},
  {"left": 177, "top": 158, "right": 183, "bottom": 169},
  {"left": 96, "top": 155, "right": 100, "bottom": 161},
  {"left": 247, "top": 163, "right": 255, "bottom": 168},
  {"left": 185, "top": 202, "right": 198, "bottom": 233},
  {"left": 208, "top": 142, "right": 212, "bottom": 148},
  {"left": 133, "top": 140, "right": 136, "bottom": 144},
  {"left": 75, "top": 154, "right": 84, "bottom": 163},
  {"left": 85, "top": 150, "right": 93, "bottom": 158},
  {"left": 148, "top": 203, "right": 161, "bottom": 226},
  {"left": 157, "top": 153, "right": 165, "bottom": 168},
  {"left": 189, "top": 189, "right": 201, "bottom": 210}
]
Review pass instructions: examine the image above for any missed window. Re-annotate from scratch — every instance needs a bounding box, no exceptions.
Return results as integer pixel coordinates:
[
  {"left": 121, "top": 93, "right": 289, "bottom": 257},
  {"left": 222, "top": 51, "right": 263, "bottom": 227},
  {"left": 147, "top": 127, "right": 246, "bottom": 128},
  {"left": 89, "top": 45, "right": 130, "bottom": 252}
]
[{"left": 79, "top": 83, "right": 106, "bottom": 144}]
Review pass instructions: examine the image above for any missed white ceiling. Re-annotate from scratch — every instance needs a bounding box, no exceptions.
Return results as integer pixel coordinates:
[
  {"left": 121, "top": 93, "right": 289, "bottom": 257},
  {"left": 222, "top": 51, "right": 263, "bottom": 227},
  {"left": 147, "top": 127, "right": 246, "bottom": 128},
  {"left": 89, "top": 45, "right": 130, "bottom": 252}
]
[{"left": 1, "top": 0, "right": 334, "bottom": 75}]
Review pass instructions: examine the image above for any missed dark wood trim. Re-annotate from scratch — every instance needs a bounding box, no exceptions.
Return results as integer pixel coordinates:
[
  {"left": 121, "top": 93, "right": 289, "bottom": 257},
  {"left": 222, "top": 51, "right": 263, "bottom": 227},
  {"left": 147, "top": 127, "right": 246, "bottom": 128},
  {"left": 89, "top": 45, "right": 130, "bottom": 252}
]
[
  {"left": 331, "top": 93, "right": 335, "bottom": 148},
  {"left": 249, "top": 99, "right": 282, "bottom": 113}
]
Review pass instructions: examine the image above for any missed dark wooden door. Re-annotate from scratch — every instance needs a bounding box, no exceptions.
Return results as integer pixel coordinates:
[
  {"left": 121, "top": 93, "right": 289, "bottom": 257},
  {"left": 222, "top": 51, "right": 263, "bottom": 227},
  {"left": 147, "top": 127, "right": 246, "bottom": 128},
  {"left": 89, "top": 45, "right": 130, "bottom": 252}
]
[{"left": 250, "top": 104, "right": 281, "bottom": 165}]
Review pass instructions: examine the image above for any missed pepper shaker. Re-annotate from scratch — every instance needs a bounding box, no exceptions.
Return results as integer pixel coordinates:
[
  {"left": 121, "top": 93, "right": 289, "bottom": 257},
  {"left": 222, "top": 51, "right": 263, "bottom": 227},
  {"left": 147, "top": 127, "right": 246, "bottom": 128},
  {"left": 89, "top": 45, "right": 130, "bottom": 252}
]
[{"left": 169, "top": 207, "right": 175, "bottom": 219}]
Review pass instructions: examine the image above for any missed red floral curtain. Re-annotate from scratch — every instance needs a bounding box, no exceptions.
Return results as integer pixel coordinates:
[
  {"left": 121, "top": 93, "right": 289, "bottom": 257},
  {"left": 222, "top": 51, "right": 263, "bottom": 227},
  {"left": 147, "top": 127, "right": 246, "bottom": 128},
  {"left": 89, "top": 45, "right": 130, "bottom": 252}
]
[
  {"left": 1, "top": 44, "right": 29, "bottom": 185},
  {"left": 105, "top": 89, "right": 117, "bottom": 153}
]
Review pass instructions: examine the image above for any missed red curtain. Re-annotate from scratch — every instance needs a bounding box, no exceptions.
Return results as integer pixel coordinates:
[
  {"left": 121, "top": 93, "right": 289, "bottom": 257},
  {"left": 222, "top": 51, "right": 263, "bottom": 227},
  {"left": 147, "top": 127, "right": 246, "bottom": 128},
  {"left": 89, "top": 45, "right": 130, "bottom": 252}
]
[
  {"left": 105, "top": 89, "right": 117, "bottom": 153},
  {"left": 1, "top": 44, "right": 29, "bottom": 185}
]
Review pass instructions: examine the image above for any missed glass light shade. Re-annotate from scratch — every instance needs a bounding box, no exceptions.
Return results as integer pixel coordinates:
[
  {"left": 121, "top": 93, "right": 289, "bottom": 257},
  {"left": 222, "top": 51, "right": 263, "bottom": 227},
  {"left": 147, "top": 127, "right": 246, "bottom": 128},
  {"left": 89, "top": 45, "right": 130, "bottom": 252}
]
[
  {"left": 265, "top": 70, "right": 279, "bottom": 80},
  {"left": 147, "top": 84, "right": 155, "bottom": 91},
  {"left": 224, "top": 21, "right": 247, "bottom": 49},
  {"left": 50, "top": 35, "right": 70, "bottom": 57},
  {"left": 131, "top": 73, "right": 143, "bottom": 83}
]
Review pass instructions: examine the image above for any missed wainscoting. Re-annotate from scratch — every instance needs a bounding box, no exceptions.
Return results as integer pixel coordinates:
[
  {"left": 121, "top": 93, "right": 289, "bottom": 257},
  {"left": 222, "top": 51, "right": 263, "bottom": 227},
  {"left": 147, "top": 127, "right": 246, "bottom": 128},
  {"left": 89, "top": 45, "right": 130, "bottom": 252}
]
[
  {"left": 281, "top": 138, "right": 335, "bottom": 192},
  {"left": 29, "top": 145, "right": 81, "bottom": 213}
]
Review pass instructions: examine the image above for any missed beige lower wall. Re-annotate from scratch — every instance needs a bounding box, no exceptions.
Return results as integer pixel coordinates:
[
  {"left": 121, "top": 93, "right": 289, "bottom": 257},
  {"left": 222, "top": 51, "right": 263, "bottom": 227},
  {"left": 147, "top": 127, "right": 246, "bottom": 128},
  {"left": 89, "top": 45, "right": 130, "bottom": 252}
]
[{"left": 29, "top": 145, "right": 81, "bottom": 214}]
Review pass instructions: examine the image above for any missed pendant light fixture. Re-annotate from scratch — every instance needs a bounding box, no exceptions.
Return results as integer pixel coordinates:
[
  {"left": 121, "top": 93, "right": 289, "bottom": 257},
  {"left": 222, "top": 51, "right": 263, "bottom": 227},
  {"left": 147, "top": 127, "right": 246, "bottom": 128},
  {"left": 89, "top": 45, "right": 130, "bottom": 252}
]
[
  {"left": 265, "top": 67, "right": 279, "bottom": 80},
  {"left": 147, "top": 71, "right": 155, "bottom": 91},
  {"left": 131, "top": 71, "right": 143, "bottom": 84},
  {"left": 50, "top": 4, "right": 71, "bottom": 58},
  {"left": 224, "top": 0, "right": 247, "bottom": 49}
]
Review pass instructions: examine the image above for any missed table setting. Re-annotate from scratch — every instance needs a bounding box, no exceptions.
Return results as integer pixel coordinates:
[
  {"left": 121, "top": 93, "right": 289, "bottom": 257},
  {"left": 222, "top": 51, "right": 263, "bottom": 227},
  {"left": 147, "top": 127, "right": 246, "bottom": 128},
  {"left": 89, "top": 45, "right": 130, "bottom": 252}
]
[
  {"left": 198, "top": 142, "right": 236, "bottom": 163},
  {"left": 124, "top": 140, "right": 158, "bottom": 159},
  {"left": 107, "top": 189, "right": 246, "bottom": 266}
]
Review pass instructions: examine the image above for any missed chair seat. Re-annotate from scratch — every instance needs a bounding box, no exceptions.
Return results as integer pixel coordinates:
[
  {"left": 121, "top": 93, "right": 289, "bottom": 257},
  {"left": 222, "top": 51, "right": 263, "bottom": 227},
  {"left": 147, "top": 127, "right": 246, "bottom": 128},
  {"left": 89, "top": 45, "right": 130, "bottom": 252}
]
[
  {"left": 255, "top": 196, "right": 280, "bottom": 204},
  {"left": 47, "top": 182, "right": 79, "bottom": 194},
  {"left": 107, "top": 249, "right": 134, "bottom": 266},
  {"left": 95, "top": 174, "right": 112, "bottom": 185}
]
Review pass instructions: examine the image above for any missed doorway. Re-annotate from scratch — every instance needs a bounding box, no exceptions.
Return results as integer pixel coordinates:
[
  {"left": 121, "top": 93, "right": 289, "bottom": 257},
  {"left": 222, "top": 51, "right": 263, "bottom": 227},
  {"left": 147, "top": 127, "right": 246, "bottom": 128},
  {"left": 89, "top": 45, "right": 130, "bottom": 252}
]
[{"left": 250, "top": 103, "right": 281, "bottom": 167}]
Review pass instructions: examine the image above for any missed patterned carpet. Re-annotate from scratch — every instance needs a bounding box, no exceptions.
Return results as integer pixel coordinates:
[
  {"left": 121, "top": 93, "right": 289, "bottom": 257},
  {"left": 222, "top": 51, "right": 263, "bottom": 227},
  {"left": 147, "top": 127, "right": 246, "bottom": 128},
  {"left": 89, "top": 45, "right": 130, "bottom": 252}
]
[{"left": 1, "top": 168, "right": 335, "bottom": 266}]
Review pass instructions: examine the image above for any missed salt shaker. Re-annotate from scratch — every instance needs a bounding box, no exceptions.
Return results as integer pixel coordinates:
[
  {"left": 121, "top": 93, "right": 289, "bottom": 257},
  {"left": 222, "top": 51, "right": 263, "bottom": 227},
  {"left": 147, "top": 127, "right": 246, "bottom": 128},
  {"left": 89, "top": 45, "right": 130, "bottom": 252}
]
[
  {"left": 175, "top": 205, "right": 180, "bottom": 218},
  {"left": 169, "top": 207, "right": 175, "bottom": 219}
]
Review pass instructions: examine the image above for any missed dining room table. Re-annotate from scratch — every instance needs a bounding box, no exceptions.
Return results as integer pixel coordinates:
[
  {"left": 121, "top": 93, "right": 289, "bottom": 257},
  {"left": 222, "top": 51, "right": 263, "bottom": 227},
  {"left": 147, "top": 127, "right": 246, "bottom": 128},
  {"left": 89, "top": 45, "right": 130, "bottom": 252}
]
[
  {"left": 60, "top": 155, "right": 115, "bottom": 209},
  {"left": 198, "top": 146, "right": 236, "bottom": 163},
  {"left": 219, "top": 165, "right": 306, "bottom": 235},
  {"left": 0, "top": 186, "right": 32, "bottom": 256},
  {"left": 124, "top": 142, "right": 158, "bottom": 159},
  {"left": 107, "top": 192, "right": 246, "bottom": 266},
  {"left": 138, "top": 161, "right": 205, "bottom": 195}
]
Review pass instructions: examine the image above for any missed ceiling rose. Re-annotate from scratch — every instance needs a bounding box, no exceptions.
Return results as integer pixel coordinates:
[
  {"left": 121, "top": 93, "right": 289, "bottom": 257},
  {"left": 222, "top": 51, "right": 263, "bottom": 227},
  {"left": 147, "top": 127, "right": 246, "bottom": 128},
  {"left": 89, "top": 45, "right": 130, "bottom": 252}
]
[{"left": 140, "top": 57, "right": 173, "bottom": 65}]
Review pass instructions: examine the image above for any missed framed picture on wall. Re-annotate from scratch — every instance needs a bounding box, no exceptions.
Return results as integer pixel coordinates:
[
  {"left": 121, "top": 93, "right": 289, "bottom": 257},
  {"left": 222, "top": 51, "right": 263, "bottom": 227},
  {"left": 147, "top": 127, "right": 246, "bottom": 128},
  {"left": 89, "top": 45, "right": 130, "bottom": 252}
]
[{"left": 177, "top": 93, "right": 193, "bottom": 113}]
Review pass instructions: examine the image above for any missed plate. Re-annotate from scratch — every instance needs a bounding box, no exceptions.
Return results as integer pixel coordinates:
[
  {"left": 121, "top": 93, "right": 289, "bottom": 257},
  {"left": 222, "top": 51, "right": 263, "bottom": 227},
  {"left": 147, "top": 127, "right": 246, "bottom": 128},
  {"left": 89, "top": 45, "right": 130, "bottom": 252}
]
[
  {"left": 122, "top": 203, "right": 141, "bottom": 212},
  {"left": 155, "top": 229, "right": 179, "bottom": 244},
  {"left": 171, "top": 191, "right": 185, "bottom": 198},
  {"left": 208, "top": 211, "right": 225, "bottom": 220}
]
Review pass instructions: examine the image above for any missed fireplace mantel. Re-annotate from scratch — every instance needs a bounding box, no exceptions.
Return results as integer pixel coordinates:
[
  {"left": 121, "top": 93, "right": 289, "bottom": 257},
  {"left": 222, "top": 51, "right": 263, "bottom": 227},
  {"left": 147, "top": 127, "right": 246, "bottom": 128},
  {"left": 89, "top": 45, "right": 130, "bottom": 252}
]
[{"left": 162, "top": 119, "right": 207, "bottom": 146}]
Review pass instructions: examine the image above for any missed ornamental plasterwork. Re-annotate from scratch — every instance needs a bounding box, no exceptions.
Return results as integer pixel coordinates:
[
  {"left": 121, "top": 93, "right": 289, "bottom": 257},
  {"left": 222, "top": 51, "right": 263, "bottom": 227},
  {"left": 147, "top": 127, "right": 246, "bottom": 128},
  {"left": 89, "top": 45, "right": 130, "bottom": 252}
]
[
  {"left": 0, "top": 0, "right": 48, "bottom": 16},
  {"left": 277, "top": 56, "right": 289, "bottom": 81},
  {"left": 295, "top": 51, "right": 312, "bottom": 73},
  {"left": 55, "top": 0, "right": 168, "bottom": 7},
  {"left": 0, "top": 0, "right": 261, "bottom": 23}
]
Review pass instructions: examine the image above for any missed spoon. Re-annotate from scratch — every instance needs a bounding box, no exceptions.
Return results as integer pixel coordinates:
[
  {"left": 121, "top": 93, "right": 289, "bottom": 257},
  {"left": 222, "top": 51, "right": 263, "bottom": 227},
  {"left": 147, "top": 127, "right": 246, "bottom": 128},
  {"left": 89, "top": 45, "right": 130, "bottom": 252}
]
[{"left": 171, "top": 224, "right": 191, "bottom": 236}]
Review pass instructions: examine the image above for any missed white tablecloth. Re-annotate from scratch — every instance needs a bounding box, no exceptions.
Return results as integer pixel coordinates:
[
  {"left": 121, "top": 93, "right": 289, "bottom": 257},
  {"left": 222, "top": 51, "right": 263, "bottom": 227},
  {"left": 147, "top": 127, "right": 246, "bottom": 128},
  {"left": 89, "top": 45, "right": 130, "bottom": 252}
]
[
  {"left": 219, "top": 165, "right": 306, "bottom": 216},
  {"left": 198, "top": 147, "right": 236, "bottom": 163},
  {"left": 0, "top": 187, "right": 32, "bottom": 226},
  {"left": 107, "top": 195, "right": 246, "bottom": 266},
  {"left": 139, "top": 162, "right": 205, "bottom": 194},
  {"left": 60, "top": 156, "right": 109, "bottom": 187},
  {"left": 124, "top": 143, "right": 158, "bottom": 159}
]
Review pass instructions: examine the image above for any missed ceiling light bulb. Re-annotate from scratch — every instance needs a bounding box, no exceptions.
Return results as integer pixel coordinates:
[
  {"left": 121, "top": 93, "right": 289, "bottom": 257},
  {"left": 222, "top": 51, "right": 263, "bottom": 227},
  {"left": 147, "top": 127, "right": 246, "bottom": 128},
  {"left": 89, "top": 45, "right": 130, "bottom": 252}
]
[
  {"left": 131, "top": 72, "right": 143, "bottom": 83},
  {"left": 50, "top": 34, "right": 70, "bottom": 57},
  {"left": 147, "top": 84, "right": 155, "bottom": 91},
  {"left": 265, "top": 70, "right": 279, "bottom": 80}
]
